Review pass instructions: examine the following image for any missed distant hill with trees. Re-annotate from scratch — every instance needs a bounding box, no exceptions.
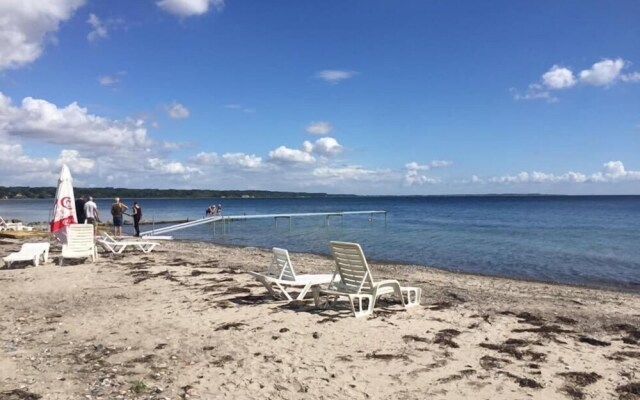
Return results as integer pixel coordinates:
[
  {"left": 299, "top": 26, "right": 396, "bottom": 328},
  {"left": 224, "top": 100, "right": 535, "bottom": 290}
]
[{"left": 0, "top": 187, "right": 355, "bottom": 200}]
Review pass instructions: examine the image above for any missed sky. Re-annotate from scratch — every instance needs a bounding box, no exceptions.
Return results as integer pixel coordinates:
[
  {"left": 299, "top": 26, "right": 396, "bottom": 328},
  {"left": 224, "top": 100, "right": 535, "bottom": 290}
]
[{"left": 0, "top": 0, "right": 638, "bottom": 195}]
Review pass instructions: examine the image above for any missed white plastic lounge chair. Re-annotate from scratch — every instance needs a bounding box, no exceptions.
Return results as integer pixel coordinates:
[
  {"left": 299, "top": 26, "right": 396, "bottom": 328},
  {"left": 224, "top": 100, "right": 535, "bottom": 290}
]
[
  {"left": 3, "top": 243, "right": 50, "bottom": 268},
  {"left": 0, "top": 216, "right": 32, "bottom": 232},
  {"left": 313, "top": 241, "right": 422, "bottom": 318},
  {"left": 97, "top": 232, "right": 159, "bottom": 254},
  {"left": 249, "top": 247, "right": 338, "bottom": 301},
  {"left": 60, "top": 224, "right": 96, "bottom": 266}
]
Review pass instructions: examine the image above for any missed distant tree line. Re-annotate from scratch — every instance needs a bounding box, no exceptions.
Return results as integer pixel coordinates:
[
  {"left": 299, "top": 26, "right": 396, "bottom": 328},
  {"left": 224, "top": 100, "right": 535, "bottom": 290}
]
[{"left": 0, "top": 186, "right": 354, "bottom": 200}]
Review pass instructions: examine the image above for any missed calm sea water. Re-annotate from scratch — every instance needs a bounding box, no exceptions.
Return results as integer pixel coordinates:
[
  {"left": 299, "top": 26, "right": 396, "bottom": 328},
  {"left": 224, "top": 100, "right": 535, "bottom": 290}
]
[{"left": 2, "top": 196, "right": 639, "bottom": 291}]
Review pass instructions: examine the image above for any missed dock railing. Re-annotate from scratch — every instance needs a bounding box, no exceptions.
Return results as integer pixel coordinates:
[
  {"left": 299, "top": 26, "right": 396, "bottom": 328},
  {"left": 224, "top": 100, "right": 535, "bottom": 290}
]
[{"left": 141, "top": 210, "right": 386, "bottom": 237}]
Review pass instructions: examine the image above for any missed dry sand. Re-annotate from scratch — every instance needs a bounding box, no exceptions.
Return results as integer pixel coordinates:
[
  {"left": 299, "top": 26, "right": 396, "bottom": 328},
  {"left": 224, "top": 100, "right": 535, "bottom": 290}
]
[{"left": 0, "top": 237, "right": 639, "bottom": 400}]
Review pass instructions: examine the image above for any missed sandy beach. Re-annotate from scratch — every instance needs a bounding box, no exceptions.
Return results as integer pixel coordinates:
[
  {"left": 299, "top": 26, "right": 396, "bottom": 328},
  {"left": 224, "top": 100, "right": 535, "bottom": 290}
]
[{"left": 1, "top": 236, "right": 639, "bottom": 400}]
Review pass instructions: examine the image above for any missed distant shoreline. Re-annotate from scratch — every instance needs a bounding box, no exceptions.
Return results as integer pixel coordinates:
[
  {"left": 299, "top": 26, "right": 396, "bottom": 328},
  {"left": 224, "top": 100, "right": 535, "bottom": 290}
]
[{"left": 1, "top": 192, "right": 639, "bottom": 200}]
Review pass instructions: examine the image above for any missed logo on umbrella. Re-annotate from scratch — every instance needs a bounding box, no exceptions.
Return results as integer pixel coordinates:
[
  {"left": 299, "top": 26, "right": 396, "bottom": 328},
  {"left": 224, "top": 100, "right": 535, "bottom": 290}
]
[{"left": 60, "top": 196, "right": 73, "bottom": 209}]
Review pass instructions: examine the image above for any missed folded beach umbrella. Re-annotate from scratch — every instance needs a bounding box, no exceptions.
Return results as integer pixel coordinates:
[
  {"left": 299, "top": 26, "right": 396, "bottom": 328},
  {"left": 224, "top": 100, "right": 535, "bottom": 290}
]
[{"left": 50, "top": 164, "right": 77, "bottom": 243}]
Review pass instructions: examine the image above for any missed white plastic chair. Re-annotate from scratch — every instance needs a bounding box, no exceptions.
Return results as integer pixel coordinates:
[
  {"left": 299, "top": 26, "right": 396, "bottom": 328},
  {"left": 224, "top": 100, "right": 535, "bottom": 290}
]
[
  {"left": 249, "top": 248, "right": 338, "bottom": 301},
  {"left": 3, "top": 243, "right": 50, "bottom": 268},
  {"left": 0, "top": 216, "right": 32, "bottom": 232},
  {"left": 60, "top": 224, "right": 96, "bottom": 265},
  {"left": 97, "top": 232, "right": 159, "bottom": 254},
  {"left": 313, "top": 241, "right": 422, "bottom": 318}
]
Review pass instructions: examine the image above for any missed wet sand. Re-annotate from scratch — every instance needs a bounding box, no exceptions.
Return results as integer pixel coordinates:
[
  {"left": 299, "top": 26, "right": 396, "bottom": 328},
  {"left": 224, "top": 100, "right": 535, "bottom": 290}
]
[{"left": 0, "top": 237, "right": 639, "bottom": 400}]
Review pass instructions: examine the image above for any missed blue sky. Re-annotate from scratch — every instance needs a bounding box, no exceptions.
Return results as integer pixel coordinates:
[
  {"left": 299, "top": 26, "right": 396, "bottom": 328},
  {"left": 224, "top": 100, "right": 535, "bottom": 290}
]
[{"left": 0, "top": 0, "right": 638, "bottom": 194}]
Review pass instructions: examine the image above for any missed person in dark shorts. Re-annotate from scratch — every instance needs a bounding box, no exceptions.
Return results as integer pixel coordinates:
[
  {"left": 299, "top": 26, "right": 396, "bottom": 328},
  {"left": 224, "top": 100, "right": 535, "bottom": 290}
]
[
  {"left": 131, "top": 201, "right": 142, "bottom": 237},
  {"left": 75, "top": 195, "right": 86, "bottom": 223},
  {"left": 111, "top": 197, "right": 128, "bottom": 237}
]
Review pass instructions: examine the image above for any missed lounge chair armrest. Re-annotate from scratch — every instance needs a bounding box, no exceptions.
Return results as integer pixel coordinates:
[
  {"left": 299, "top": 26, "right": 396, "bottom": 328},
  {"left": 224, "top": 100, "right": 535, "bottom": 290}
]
[
  {"left": 373, "top": 279, "right": 402, "bottom": 289},
  {"left": 372, "top": 280, "right": 403, "bottom": 301}
]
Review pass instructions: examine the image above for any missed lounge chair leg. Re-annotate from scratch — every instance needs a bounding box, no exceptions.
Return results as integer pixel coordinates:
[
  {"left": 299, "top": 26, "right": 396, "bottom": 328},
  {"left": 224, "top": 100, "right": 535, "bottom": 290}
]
[
  {"left": 296, "top": 283, "right": 313, "bottom": 301},
  {"left": 259, "top": 279, "right": 280, "bottom": 300},
  {"left": 312, "top": 286, "right": 321, "bottom": 306},
  {"left": 402, "top": 287, "right": 422, "bottom": 308},
  {"left": 274, "top": 282, "right": 293, "bottom": 301},
  {"left": 350, "top": 295, "right": 373, "bottom": 318}
]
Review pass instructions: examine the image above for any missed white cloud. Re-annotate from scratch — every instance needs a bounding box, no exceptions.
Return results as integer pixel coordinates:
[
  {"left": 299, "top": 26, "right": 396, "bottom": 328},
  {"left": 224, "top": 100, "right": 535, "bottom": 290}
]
[
  {"left": 87, "top": 13, "right": 108, "bottom": 42},
  {"left": 56, "top": 149, "right": 95, "bottom": 174},
  {"left": 405, "top": 160, "right": 452, "bottom": 171},
  {"left": 404, "top": 160, "right": 451, "bottom": 186},
  {"left": 312, "top": 166, "right": 392, "bottom": 183},
  {"left": 515, "top": 58, "right": 640, "bottom": 102},
  {"left": 590, "top": 161, "right": 640, "bottom": 182},
  {"left": 157, "top": 0, "right": 224, "bottom": 17},
  {"left": 481, "top": 161, "right": 640, "bottom": 185},
  {"left": 315, "top": 70, "right": 357, "bottom": 84},
  {"left": 579, "top": 58, "right": 624, "bottom": 86},
  {"left": 269, "top": 146, "right": 316, "bottom": 164},
  {"left": 167, "top": 102, "right": 190, "bottom": 119},
  {"left": 542, "top": 65, "right": 576, "bottom": 89},
  {"left": 310, "top": 137, "right": 343, "bottom": 156},
  {"left": 192, "top": 151, "right": 264, "bottom": 170},
  {"left": 301, "top": 141, "right": 314, "bottom": 153},
  {"left": 0, "top": 0, "right": 85, "bottom": 70},
  {"left": 488, "top": 171, "right": 587, "bottom": 184},
  {"left": 306, "top": 121, "right": 333, "bottom": 135},
  {"left": 268, "top": 137, "right": 343, "bottom": 164},
  {"left": 147, "top": 158, "right": 200, "bottom": 176},
  {"left": 221, "top": 152, "right": 263, "bottom": 169},
  {"left": 511, "top": 84, "right": 558, "bottom": 103},
  {"left": 621, "top": 72, "right": 640, "bottom": 83},
  {"left": 0, "top": 91, "right": 151, "bottom": 151},
  {"left": 0, "top": 142, "right": 50, "bottom": 173},
  {"left": 98, "top": 75, "right": 118, "bottom": 86},
  {"left": 193, "top": 151, "right": 219, "bottom": 165},
  {"left": 430, "top": 160, "right": 453, "bottom": 168}
]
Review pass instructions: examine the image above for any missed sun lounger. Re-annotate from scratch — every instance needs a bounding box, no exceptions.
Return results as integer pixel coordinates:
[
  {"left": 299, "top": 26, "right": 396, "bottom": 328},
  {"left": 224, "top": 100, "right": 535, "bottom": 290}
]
[
  {"left": 249, "top": 247, "right": 338, "bottom": 301},
  {"left": 3, "top": 242, "right": 50, "bottom": 268},
  {"left": 313, "top": 241, "right": 421, "bottom": 318},
  {"left": 0, "top": 216, "right": 33, "bottom": 232},
  {"left": 60, "top": 224, "right": 96, "bottom": 266},
  {"left": 97, "top": 232, "right": 159, "bottom": 254}
]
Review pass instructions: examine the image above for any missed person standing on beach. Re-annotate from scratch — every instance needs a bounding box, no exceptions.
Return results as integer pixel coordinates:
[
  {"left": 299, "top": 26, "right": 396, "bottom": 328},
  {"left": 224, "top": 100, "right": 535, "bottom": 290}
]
[
  {"left": 84, "top": 196, "right": 99, "bottom": 235},
  {"left": 111, "top": 197, "right": 128, "bottom": 237},
  {"left": 131, "top": 201, "right": 142, "bottom": 237},
  {"left": 75, "top": 195, "right": 86, "bottom": 224}
]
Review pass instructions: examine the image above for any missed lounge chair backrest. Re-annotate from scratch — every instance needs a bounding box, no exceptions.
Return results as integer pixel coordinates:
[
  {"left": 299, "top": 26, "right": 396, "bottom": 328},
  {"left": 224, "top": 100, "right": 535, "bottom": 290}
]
[
  {"left": 271, "top": 247, "right": 297, "bottom": 281},
  {"left": 65, "top": 224, "right": 95, "bottom": 252},
  {"left": 329, "top": 241, "right": 374, "bottom": 293}
]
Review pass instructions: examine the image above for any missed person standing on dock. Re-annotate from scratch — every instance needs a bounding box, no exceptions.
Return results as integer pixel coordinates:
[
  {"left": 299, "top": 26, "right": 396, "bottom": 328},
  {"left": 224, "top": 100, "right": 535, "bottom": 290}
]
[
  {"left": 131, "top": 201, "right": 142, "bottom": 237},
  {"left": 111, "top": 197, "right": 128, "bottom": 238}
]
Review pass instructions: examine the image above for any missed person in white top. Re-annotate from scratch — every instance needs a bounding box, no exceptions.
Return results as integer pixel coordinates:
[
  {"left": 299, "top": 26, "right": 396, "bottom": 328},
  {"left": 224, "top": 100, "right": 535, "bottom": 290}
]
[{"left": 84, "top": 196, "right": 99, "bottom": 235}]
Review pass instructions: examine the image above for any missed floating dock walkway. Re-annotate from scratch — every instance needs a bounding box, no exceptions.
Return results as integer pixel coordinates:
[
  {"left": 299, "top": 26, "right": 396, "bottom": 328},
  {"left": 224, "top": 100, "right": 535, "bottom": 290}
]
[{"left": 141, "top": 210, "right": 387, "bottom": 237}]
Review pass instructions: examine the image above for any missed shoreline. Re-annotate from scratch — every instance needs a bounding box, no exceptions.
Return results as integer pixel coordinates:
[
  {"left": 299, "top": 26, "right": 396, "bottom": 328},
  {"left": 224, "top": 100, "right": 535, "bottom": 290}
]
[
  {"left": 0, "top": 238, "right": 639, "bottom": 399},
  {"left": 173, "top": 238, "right": 640, "bottom": 296},
  {"left": 5, "top": 227, "right": 640, "bottom": 295}
]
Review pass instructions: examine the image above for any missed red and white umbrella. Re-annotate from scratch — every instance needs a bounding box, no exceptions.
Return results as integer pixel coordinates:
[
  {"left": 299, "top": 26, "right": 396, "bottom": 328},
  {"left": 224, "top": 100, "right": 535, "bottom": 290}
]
[{"left": 50, "top": 164, "right": 77, "bottom": 243}]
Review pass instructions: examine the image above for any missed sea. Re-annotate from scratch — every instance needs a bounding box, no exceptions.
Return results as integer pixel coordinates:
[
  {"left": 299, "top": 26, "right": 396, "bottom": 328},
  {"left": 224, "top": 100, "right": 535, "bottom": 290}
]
[{"left": 2, "top": 196, "right": 639, "bottom": 292}]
